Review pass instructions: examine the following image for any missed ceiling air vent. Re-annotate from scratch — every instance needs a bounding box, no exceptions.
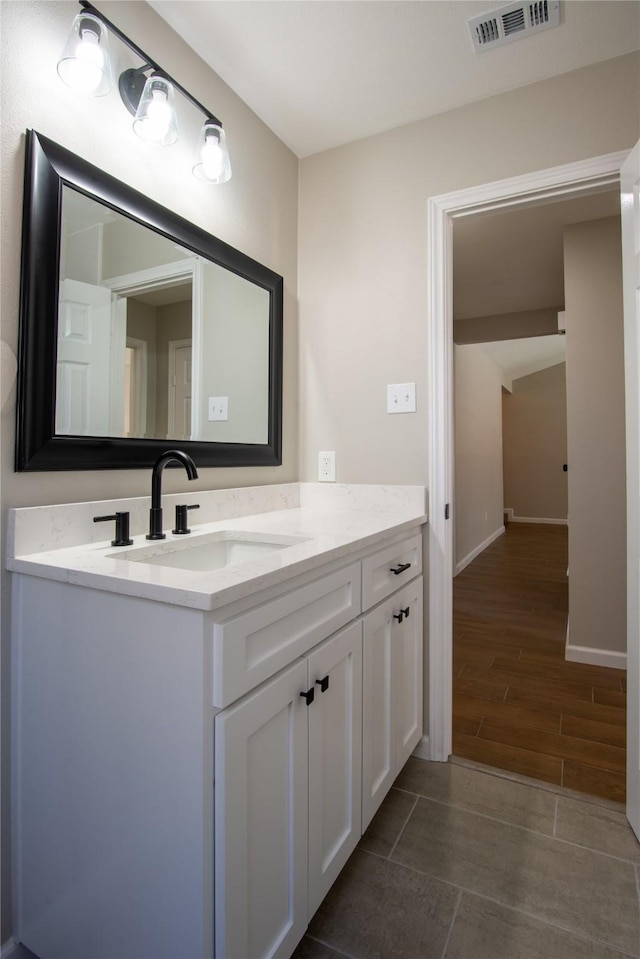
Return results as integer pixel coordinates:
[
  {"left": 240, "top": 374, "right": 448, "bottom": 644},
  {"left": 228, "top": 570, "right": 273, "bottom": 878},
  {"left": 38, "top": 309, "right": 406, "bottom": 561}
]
[{"left": 469, "top": 1, "right": 560, "bottom": 52}]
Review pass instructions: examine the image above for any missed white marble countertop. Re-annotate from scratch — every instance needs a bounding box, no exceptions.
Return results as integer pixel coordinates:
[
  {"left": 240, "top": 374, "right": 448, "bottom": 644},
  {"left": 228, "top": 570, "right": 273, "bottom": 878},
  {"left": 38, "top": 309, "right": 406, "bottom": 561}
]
[{"left": 7, "top": 484, "right": 427, "bottom": 612}]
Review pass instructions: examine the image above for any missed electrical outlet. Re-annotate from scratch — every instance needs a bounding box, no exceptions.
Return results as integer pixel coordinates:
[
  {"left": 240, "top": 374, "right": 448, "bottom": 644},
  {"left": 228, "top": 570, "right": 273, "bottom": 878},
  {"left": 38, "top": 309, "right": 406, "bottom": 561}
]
[
  {"left": 318, "top": 451, "right": 336, "bottom": 482},
  {"left": 208, "top": 396, "right": 228, "bottom": 421},
  {"left": 387, "top": 383, "right": 416, "bottom": 414}
]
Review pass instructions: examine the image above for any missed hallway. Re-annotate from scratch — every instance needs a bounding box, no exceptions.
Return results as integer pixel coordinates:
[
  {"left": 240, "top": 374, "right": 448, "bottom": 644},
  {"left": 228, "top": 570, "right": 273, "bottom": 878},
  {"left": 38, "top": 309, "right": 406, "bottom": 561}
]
[{"left": 452, "top": 523, "right": 626, "bottom": 802}]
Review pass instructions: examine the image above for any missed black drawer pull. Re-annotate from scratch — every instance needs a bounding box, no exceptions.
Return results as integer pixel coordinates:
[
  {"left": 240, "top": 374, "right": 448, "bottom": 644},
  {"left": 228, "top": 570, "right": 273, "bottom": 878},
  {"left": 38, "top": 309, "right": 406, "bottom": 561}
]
[
  {"left": 315, "top": 676, "right": 330, "bottom": 693},
  {"left": 300, "top": 688, "right": 315, "bottom": 706},
  {"left": 393, "top": 606, "right": 411, "bottom": 624},
  {"left": 390, "top": 562, "right": 411, "bottom": 576}
]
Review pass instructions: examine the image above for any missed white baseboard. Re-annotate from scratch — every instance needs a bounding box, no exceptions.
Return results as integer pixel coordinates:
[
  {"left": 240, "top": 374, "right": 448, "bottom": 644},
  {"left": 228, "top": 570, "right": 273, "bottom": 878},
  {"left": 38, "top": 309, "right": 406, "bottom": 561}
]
[
  {"left": 411, "top": 735, "right": 431, "bottom": 761},
  {"left": 565, "top": 642, "right": 627, "bottom": 670},
  {"left": 1, "top": 939, "right": 18, "bottom": 958},
  {"left": 504, "top": 508, "right": 567, "bottom": 525},
  {"left": 455, "top": 526, "right": 504, "bottom": 576}
]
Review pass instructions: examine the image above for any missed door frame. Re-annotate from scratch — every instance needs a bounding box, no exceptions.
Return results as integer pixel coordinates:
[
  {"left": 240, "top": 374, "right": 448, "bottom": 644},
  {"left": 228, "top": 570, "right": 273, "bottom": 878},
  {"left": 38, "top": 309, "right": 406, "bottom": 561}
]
[{"left": 426, "top": 150, "right": 630, "bottom": 763}]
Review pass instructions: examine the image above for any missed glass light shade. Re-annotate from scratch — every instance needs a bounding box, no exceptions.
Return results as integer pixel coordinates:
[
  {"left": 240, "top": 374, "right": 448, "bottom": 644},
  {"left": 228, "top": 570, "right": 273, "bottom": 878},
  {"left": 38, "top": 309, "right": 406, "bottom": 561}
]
[
  {"left": 192, "top": 122, "right": 232, "bottom": 183},
  {"left": 57, "top": 12, "right": 112, "bottom": 97},
  {"left": 132, "top": 75, "right": 178, "bottom": 146}
]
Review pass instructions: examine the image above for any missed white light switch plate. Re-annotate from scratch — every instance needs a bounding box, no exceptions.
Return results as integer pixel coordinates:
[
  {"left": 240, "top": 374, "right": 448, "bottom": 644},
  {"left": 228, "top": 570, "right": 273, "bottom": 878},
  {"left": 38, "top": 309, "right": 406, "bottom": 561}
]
[
  {"left": 387, "top": 383, "right": 416, "bottom": 413},
  {"left": 208, "top": 396, "right": 228, "bottom": 421}
]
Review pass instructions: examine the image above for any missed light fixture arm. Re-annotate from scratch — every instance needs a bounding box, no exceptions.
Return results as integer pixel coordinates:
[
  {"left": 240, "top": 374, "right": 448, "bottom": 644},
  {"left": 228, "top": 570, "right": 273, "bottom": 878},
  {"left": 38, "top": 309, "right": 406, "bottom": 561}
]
[{"left": 79, "top": 0, "right": 223, "bottom": 128}]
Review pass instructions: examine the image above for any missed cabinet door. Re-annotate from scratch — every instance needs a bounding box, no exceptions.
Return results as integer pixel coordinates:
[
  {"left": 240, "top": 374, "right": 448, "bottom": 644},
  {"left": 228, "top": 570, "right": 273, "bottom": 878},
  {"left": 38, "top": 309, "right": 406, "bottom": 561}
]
[
  {"left": 307, "top": 620, "right": 363, "bottom": 917},
  {"left": 215, "top": 659, "right": 309, "bottom": 959},
  {"left": 362, "top": 578, "right": 424, "bottom": 831},
  {"left": 395, "top": 577, "right": 424, "bottom": 769},
  {"left": 362, "top": 599, "right": 395, "bottom": 831}
]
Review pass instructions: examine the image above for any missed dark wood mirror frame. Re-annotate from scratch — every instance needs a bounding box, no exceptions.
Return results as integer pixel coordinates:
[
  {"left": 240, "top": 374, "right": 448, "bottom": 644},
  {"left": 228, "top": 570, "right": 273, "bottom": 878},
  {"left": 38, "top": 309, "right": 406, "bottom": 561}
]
[{"left": 16, "top": 130, "right": 283, "bottom": 471}]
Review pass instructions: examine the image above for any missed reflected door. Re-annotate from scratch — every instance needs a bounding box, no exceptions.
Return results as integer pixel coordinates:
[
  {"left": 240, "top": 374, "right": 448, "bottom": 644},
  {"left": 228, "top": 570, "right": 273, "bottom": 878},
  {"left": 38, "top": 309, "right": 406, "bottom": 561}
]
[
  {"left": 56, "top": 279, "right": 125, "bottom": 435},
  {"left": 168, "top": 340, "right": 192, "bottom": 440}
]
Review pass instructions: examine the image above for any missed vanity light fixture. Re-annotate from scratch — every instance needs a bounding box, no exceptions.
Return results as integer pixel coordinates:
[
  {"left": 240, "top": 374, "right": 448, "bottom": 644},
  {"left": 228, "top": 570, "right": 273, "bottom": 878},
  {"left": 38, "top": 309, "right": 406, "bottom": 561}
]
[
  {"left": 57, "top": 11, "right": 112, "bottom": 97},
  {"left": 57, "top": 0, "right": 231, "bottom": 182}
]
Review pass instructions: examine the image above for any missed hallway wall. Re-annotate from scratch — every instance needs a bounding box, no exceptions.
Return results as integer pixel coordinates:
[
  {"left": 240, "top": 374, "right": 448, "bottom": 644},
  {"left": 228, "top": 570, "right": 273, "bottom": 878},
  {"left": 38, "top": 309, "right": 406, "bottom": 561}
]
[
  {"left": 564, "top": 216, "right": 626, "bottom": 660},
  {"left": 502, "top": 363, "right": 568, "bottom": 521},
  {"left": 454, "top": 344, "right": 504, "bottom": 572}
]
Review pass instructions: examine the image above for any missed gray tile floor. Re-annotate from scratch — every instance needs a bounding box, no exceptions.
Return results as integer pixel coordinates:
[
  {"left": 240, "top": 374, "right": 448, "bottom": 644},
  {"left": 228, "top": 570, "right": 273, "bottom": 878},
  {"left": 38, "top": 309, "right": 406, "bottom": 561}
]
[
  {"left": 8, "top": 759, "right": 640, "bottom": 959},
  {"left": 295, "top": 758, "right": 640, "bottom": 959}
]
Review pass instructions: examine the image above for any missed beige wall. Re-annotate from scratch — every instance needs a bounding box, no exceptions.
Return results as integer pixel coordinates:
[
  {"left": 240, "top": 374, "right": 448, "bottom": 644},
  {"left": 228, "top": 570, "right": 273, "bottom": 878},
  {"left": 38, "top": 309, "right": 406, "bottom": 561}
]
[
  {"left": 0, "top": 0, "right": 298, "bottom": 938},
  {"left": 454, "top": 308, "right": 561, "bottom": 345},
  {"left": 298, "top": 53, "right": 639, "bottom": 486},
  {"left": 564, "top": 217, "right": 626, "bottom": 655},
  {"left": 454, "top": 345, "right": 504, "bottom": 569},
  {"left": 502, "top": 363, "right": 568, "bottom": 521}
]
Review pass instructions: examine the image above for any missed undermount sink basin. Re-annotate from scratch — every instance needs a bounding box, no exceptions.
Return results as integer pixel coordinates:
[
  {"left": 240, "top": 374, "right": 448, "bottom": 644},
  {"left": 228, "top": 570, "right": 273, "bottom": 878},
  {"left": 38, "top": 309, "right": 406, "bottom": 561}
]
[{"left": 109, "top": 531, "right": 308, "bottom": 573}]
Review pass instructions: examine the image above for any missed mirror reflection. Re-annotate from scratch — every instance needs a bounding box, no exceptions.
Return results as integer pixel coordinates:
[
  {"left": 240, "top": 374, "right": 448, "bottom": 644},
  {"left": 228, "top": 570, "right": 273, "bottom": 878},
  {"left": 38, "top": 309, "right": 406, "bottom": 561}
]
[{"left": 58, "top": 186, "right": 270, "bottom": 445}]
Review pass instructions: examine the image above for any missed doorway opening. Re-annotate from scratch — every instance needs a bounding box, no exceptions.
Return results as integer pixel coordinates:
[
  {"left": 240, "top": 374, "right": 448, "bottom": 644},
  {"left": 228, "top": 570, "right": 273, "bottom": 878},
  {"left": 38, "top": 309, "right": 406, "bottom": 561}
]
[{"left": 425, "top": 151, "right": 630, "bottom": 789}]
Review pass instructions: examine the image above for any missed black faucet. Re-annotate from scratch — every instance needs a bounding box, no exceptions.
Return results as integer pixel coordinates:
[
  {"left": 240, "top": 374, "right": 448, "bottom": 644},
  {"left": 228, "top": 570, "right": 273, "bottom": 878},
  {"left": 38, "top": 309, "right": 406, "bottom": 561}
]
[{"left": 147, "top": 450, "right": 198, "bottom": 540}]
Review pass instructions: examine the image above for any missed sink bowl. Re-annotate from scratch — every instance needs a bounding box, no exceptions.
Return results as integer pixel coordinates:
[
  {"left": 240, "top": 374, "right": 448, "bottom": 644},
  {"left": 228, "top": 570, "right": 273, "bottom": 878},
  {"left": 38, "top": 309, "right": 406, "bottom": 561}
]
[{"left": 109, "top": 531, "right": 307, "bottom": 573}]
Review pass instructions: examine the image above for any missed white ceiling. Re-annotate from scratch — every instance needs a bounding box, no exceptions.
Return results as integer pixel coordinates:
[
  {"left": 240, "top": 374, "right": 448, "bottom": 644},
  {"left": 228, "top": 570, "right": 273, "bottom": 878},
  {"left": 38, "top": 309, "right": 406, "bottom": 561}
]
[{"left": 148, "top": 0, "right": 640, "bottom": 158}]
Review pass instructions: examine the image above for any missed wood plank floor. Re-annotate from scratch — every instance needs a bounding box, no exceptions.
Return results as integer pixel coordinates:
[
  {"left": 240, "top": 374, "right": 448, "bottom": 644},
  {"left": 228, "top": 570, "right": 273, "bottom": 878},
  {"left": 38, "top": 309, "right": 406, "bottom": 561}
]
[{"left": 452, "top": 523, "right": 627, "bottom": 803}]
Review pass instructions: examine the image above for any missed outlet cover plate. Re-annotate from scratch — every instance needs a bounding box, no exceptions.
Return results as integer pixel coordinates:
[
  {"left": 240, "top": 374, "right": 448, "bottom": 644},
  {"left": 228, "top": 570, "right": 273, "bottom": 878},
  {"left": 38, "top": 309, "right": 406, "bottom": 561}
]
[
  {"left": 387, "top": 382, "right": 416, "bottom": 414},
  {"left": 318, "top": 451, "right": 336, "bottom": 482}
]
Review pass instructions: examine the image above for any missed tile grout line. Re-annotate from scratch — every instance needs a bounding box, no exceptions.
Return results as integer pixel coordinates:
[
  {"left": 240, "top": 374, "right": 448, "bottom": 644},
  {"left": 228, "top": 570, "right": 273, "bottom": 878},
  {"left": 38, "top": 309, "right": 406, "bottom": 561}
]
[
  {"left": 439, "top": 889, "right": 463, "bottom": 959},
  {"left": 303, "top": 933, "right": 357, "bottom": 959},
  {"left": 553, "top": 793, "right": 558, "bottom": 838},
  {"left": 389, "top": 792, "right": 640, "bottom": 865},
  {"left": 387, "top": 793, "right": 419, "bottom": 861},
  {"left": 449, "top": 754, "right": 626, "bottom": 811}
]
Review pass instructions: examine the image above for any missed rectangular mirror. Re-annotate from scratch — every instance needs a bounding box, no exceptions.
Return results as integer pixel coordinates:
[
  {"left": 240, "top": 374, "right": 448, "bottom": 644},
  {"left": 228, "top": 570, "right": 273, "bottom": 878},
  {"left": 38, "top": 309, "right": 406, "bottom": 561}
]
[{"left": 16, "top": 130, "right": 283, "bottom": 470}]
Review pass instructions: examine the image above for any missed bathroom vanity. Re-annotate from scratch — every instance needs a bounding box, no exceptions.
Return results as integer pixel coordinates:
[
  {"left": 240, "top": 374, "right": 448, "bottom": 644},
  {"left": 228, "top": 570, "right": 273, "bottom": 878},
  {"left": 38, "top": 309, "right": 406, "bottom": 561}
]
[{"left": 9, "top": 483, "right": 426, "bottom": 959}]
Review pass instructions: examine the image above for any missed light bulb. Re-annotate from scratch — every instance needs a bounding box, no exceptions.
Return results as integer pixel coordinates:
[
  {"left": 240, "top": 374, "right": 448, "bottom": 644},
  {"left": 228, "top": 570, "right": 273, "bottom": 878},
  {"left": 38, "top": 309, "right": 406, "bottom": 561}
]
[
  {"left": 132, "top": 76, "right": 178, "bottom": 146},
  {"left": 192, "top": 121, "right": 232, "bottom": 183},
  {"left": 200, "top": 132, "right": 224, "bottom": 180},
  {"left": 68, "top": 28, "right": 104, "bottom": 94},
  {"left": 143, "top": 88, "right": 172, "bottom": 142}
]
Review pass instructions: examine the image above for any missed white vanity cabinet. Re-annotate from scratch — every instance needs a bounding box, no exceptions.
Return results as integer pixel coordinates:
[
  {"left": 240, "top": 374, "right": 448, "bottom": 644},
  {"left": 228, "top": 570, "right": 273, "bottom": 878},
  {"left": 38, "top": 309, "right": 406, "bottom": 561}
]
[
  {"left": 214, "top": 620, "right": 362, "bottom": 959},
  {"left": 11, "top": 520, "right": 424, "bottom": 959}
]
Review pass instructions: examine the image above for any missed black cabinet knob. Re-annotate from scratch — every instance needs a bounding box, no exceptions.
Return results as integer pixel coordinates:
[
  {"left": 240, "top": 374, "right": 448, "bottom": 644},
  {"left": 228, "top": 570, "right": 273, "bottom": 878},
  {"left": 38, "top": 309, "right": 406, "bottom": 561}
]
[
  {"left": 315, "top": 676, "right": 330, "bottom": 693},
  {"left": 300, "top": 688, "right": 315, "bottom": 706},
  {"left": 390, "top": 562, "right": 411, "bottom": 576}
]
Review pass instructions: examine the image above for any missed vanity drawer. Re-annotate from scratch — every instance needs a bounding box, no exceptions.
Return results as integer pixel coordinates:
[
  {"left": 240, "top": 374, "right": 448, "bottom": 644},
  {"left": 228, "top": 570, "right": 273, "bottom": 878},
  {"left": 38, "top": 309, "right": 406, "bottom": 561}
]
[
  {"left": 210, "top": 563, "right": 361, "bottom": 708},
  {"left": 361, "top": 534, "right": 422, "bottom": 610}
]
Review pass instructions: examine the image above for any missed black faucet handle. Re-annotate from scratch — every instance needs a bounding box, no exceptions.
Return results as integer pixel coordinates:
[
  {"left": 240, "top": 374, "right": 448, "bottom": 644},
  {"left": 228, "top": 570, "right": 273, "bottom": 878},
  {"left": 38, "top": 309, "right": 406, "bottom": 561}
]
[
  {"left": 94, "top": 511, "right": 133, "bottom": 547},
  {"left": 173, "top": 504, "right": 200, "bottom": 535}
]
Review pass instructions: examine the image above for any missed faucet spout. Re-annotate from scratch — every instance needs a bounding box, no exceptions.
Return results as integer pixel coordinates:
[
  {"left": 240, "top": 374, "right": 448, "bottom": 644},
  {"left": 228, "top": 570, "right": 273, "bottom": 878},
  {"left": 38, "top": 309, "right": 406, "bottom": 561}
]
[{"left": 147, "top": 449, "right": 199, "bottom": 540}]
